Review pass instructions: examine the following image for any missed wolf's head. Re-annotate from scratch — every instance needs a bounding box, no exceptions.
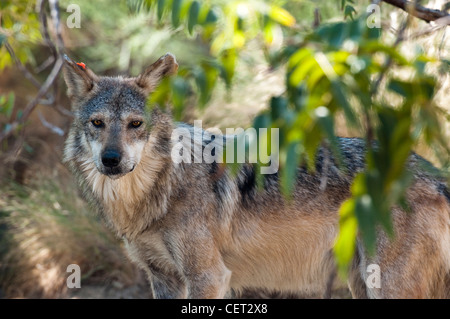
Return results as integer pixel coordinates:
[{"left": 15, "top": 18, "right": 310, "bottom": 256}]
[{"left": 63, "top": 53, "right": 178, "bottom": 179}]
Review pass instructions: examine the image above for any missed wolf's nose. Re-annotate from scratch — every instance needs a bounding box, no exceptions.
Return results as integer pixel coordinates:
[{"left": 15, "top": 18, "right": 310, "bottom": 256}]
[{"left": 102, "top": 150, "right": 121, "bottom": 168}]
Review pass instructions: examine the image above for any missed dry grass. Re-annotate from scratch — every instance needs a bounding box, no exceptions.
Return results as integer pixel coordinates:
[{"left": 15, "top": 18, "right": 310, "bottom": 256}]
[{"left": 0, "top": 172, "right": 146, "bottom": 298}]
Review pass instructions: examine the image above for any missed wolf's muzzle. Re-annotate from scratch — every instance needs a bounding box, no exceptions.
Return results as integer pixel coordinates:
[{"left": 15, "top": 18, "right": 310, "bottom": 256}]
[{"left": 102, "top": 150, "right": 121, "bottom": 168}]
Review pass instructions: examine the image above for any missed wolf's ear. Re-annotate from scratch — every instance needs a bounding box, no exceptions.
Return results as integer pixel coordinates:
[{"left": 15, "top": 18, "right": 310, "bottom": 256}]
[
  {"left": 135, "top": 53, "right": 178, "bottom": 95},
  {"left": 63, "top": 55, "right": 98, "bottom": 101}
]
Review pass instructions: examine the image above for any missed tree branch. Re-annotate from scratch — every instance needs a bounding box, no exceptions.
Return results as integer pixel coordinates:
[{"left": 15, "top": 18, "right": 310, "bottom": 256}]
[
  {"left": 37, "top": 0, "right": 58, "bottom": 59},
  {"left": 37, "top": 111, "right": 65, "bottom": 136},
  {"left": 5, "top": 42, "right": 52, "bottom": 96},
  {"left": 0, "top": 58, "right": 63, "bottom": 142},
  {"left": 48, "top": 0, "right": 65, "bottom": 55},
  {"left": 399, "top": 15, "right": 450, "bottom": 41},
  {"left": 0, "top": 0, "right": 66, "bottom": 144},
  {"left": 382, "top": 0, "right": 450, "bottom": 23}
]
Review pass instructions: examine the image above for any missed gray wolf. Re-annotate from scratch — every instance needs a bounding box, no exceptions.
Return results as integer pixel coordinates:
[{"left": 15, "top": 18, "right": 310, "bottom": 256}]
[{"left": 62, "top": 53, "right": 450, "bottom": 298}]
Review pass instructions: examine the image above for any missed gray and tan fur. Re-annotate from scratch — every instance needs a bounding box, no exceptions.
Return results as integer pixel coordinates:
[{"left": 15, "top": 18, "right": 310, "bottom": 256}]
[{"left": 63, "top": 53, "right": 450, "bottom": 299}]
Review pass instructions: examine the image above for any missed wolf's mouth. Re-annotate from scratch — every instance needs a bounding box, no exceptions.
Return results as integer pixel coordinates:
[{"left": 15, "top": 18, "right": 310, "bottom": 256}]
[
  {"left": 105, "top": 167, "right": 122, "bottom": 175},
  {"left": 101, "top": 165, "right": 135, "bottom": 179}
]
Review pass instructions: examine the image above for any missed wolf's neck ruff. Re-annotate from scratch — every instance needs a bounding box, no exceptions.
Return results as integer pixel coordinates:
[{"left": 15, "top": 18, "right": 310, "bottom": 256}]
[
  {"left": 79, "top": 140, "right": 163, "bottom": 204},
  {"left": 73, "top": 132, "right": 171, "bottom": 238}
]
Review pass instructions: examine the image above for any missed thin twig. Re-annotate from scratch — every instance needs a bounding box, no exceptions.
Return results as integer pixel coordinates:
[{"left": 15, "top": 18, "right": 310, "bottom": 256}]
[
  {"left": 37, "top": 111, "right": 65, "bottom": 136},
  {"left": 398, "top": 15, "right": 450, "bottom": 41},
  {"left": 371, "top": 15, "right": 411, "bottom": 95},
  {"left": 48, "top": 0, "right": 65, "bottom": 56},
  {"left": 37, "top": 0, "right": 57, "bottom": 58},
  {"left": 0, "top": 0, "right": 68, "bottom": 145},
  {"left": 0, "top": 58, "right": 63, "bottom": 143},
  {"left": 35, "top": 54, "right": 55, "bottom": 74},
  {"left": 382, "top": 0, "right": 450, "bottom": 23},
  {"left": 55, "top": 105, "right": 74, "bottom": 117},
  {"left": 4, "top": 42, "right": 52, "bottom": 97},
  {"left": 366, "top": 10, "right": 411, "bottom": 143},
  {"left": 21, "top": 58, "right": 63, "bottom": 122},
  {"left": 313, "top": 8, "right": 321, "bottom": 28},
  {"left": 438, "top": 27, "right": 447, "bottom": 57}
]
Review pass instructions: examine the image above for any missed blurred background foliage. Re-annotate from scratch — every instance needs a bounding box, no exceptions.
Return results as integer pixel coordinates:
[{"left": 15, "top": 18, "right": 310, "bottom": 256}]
[{"left": 0, "top": 0, "right": 449, "bottom": 297}]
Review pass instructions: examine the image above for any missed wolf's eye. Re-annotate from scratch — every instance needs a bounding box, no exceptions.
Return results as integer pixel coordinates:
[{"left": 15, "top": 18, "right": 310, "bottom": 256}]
[
  {"left": 92, "top": 119, "right": 104, "bottom": 128},
  {"left": 129, "top": 121, "right": 142, "bottom": 128}
]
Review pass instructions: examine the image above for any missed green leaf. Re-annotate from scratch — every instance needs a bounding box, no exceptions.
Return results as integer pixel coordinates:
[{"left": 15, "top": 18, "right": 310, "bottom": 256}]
[
  {"left": 171, "top": 76, "right": 189, "bottom": 120},
  {"left": 344, "top": 5, "right": 356, "bottom": 20},
  {"left": 334, "top": 198, "right": 358, "bottom": 277},
  {"left": 388, "top": 79, "right": 413, "bottom": 98},
  {"left": 288, "top": 48, "right": 313, "bottom": 69},
  {"left": 205, "top": 8, "right": 218, "bottom": 24},
  {"left": 172, "top": 0, "right": 182, "bottom": 28},
  {"left": 413, "top": 56, "right": 428, "bottom": 75},
  {"left": 329, "top": 22, "right": 349, "bottom": 48},
  {"left": 355, "top": 193, "right": 377, "bottom": 256},
  {"left": 263, "top": 20, "right": 274, "bottom": 45},
  {"left": 362, "top": 41, "right": 410, "bottom": 66},
  {"left": 253, "top": 113, "right": 272, "bottom": 162},
  {"left": 6, "top": 92, "right": 14, "bottom": 118},
  {"left": 0, "top": 92, "right": 14, "bottom": 119},
  {"left": 289, "top": 84, "right": 307, "bottom": 112},
  {"left": 418, "top": 76, "right": 436, "bottom": 100},
  {"left": 148, "top": 76, "right": 172, "bottom": 109},
  {"left": 443, "top": 1, "right": 450, "bottom": 12},
  {"left": 289, "top": 55, "right": 317, "bottom": 87},
  {"left": 270, "top": 96, "right": 288, "bottom": 121},
  {"left": 194, "top": 67, "right": 207, "bottom": 106},
  {"left": 315, "top": 22, "right": 348, "bottom": 48},
  {"left": 330, "top": 81, "right": 357, "bottom": 126},
  {"left": 194, "top": 64, "right": 218, "bottom": 108},
  {"left": 347, "top": 18, "right": 363, "bottom": 41},
  {"left": 281, "top": 141, "right": 300, "bottom": 198},
  {"left": 0, "top": 34, "right": 6, "bottom": 48},
  {"left": 187, "top": 1, "right": 200, "bottom": 35},
  {"left": 220, "top": 49, "right": 237, "bottom": 87},
  {"left": 157, "top": 0, "right": 165, "bottom": 21},
  {"left": 268, "top": 5, "right": 296, "bottom": 27},
  {"left": 253, "top": 113, "right": 271, "bottom": 134},
  {"left": 127, "top": 0, "right": 144, "bottom": 13},
  {"left": 315, "top": 107, "right": 342, "bottom": 166},
  {"left": 16, "top": 109, "right": 23, "bottom": 120}
]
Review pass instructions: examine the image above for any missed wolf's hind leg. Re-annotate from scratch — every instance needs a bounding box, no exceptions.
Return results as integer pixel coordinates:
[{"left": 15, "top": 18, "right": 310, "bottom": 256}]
[
  {"left": 347, "top": 251, "right": 368, "bottom": 299},
  {"left": 373, "top": 198, "right": 450, "bottom": 298}
]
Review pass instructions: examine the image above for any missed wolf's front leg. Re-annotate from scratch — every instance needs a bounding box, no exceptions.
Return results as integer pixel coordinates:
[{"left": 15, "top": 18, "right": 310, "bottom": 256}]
[
  {"left": 184, "top": 265, "right": 232, "bottom": 299},
  {"left": 148, "top": 265, "right": 188, "bottom": 299},
  {"left": 149, "top": 261, "right": 230, "bottom": 299},
  {"left": 177, "top": 236, "right": 232, "bottom": 298}
]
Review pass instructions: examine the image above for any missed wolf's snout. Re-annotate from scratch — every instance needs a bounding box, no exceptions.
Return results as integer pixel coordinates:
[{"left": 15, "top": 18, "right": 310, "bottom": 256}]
[{"left": 102, "top": 150, "right": 121, "bottom": 168}]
